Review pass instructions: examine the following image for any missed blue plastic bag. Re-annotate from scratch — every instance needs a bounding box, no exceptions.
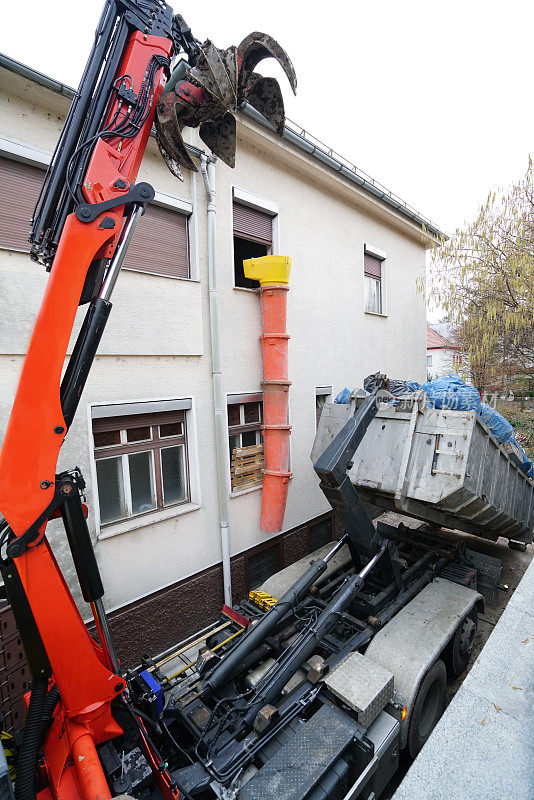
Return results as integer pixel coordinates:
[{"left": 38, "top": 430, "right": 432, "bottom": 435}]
[
  {"left": 478, "top": 403, "right": 514, "bottom": 443},
  {"left": 420, "top": 374, "right": 482, "bottom": 414},
  {"left": 334, "top": 387, "right": 355, "bottom": 404},
  {"left": 511, "top": 439, "right": 534, "bottom": 479}
]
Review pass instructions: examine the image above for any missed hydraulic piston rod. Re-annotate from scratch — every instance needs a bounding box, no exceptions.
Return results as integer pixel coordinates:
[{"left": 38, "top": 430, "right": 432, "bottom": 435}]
[
  {"left": 242, "top": 543, "right": 387, "bottom": 729},
  {"left": 203, "top": 535, "right": 349, "bottom": 694}
]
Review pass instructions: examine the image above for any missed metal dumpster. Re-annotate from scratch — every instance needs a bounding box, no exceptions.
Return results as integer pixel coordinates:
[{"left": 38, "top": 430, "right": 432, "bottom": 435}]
[{"left": 311, "top": 394, "right": 534, "bottom": 544}]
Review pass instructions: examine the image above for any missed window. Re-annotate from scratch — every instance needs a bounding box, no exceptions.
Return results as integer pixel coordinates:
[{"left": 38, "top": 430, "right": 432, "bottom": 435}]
[
  {"left": 228, "top": 396, "right": 264, "bottom": 491},
  {"left": 92, "top": 410, "right": 189, "bottom": 526},
  {"left": 233, "top": 201, "right": 273, "bottom": 289},
  {"left": 364, "top": 251, "right": 384, "bottom": 314},
  {"left": 0, "top": 155, "right": 44, "bottom": 252},
  {"left": 453, "top": 353, "right": 463, "bottom": 367},
  {"left": 125, "top": 203, "right": 190, "bottom": 279},
  {"left": 309, "top": 519, "right": 332, "bottom": 552},
  {"left": 248, "top": 545, "right": 279, "bottom": 589},
  {"left": 315, "top": 386, "right": 332, "bottom": 429},
  {"left": 427, "top": 355, "right": 433, "bottom": 367}
]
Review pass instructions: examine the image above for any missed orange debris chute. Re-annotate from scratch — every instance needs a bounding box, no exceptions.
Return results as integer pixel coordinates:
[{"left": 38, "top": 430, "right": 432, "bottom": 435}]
[{"left": 243, "top": 255, "right": 292, "bottom": 532}]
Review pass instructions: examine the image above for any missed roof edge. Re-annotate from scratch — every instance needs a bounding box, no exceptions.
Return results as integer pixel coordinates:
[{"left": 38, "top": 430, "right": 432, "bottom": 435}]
[
  {"left": 0, "top": 52, "right": 447, "bottom": 240},
  {"left": 241, "top": 104, "right": 446, "bottom": 241}
]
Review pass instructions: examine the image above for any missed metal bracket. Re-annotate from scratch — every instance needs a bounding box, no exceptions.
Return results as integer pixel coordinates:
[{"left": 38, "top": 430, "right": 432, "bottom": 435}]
[
  {"left": 6, "top": 470, "right": 85, "bottom": 558},
  {"left": 75, "top": 182, "right": 155, "bottom": 223}
]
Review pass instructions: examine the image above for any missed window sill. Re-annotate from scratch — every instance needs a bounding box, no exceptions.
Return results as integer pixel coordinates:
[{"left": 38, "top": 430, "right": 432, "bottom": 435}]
[
  {"left": 97, "top": 501, "right": 201, "bottom": 540},
  {"left": 233, "top": 285, "right": 260, "bottom": 293},
  {"left": 230, "top": 473, "right": 293, "bottom": 498},
  {"left": 230, "top": 484, "right": 263, "bottom": 498},
  {"left": 122, "top": 268, "right": 200, "bottom": 283},
  {"left": 364, "top": 310, "right": 389, "bottom": 318}
]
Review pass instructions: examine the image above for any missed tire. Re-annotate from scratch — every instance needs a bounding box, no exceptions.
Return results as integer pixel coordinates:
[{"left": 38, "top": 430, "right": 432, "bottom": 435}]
[
  {"left": 447, "top": 608, "right": 478, "bottom": 677},
  {"left": 407, "top": 659, "right": 446, "bottom": 759}
]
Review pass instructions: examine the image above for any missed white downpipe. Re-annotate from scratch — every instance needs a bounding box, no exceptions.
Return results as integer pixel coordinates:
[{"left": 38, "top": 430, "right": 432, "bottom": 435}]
[{"left": 200, "top": 154, "right": 232, "bottom": 606}]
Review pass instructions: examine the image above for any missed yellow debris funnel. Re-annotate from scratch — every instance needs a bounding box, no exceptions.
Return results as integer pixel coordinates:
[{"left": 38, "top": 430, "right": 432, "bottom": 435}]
[{"left": 243, "top": 255, "right": 291, "bottom": 286}]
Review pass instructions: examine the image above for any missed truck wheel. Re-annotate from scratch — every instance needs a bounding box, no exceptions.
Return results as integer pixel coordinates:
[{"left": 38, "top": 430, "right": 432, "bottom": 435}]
[
  {"left": 447, "top": 609, "right": 477, "bottom": 676},
  {"left": 407, "top": 659, "right": 446, "bottom": 758}
]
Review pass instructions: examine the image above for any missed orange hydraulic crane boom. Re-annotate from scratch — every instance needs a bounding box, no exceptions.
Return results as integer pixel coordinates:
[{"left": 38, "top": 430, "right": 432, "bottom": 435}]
[{"left": 0, "top": 3, "right": 295, "bottom": 798}]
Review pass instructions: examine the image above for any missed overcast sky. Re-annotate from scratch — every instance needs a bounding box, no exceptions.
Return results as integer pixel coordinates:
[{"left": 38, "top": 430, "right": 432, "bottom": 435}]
[{"left": 3, "top": 1, "right": 533, "bottom": 239}]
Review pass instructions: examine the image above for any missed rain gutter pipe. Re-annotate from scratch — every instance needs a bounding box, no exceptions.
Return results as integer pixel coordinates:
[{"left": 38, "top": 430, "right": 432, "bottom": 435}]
[{"left": 200, "top": 154, "right": 232, "bottom": 606}]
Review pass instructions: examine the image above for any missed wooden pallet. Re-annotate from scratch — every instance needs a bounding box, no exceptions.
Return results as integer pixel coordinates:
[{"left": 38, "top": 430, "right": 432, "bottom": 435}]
[{"left": 231, "top": 444, "right": 264, "bottom": 491}]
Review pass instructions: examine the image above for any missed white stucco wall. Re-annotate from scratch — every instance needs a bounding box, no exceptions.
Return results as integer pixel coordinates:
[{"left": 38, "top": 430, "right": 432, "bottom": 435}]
[
  {"left": 427, "top": 347, "right": 470, "bottom": 382},
  {"left": 0, "top": 68, "right": 432, "bottom": 613},
  {"left": 427, "top": 347, "right": 451, "bottom": 378}
]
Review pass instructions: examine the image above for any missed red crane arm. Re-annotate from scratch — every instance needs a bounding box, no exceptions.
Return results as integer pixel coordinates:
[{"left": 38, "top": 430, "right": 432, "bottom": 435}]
[{"left": 0, "top": 14, "right": 176, "bottom": 800}]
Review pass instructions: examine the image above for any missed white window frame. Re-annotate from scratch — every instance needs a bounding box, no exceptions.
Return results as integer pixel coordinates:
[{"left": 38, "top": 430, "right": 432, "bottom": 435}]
[
  {"left": 363, "top": 243, "right": 388, "bottom": 317},
  {"left": 88, "top": 396, "right": 201, "bottom": 540},
  {"left": 427, "top": 355, "right": 433, "bottom": 367},
  {"left": 95, "top": 431, "right": 159, "bottom": 522},
  {"left": 231, "top": 186, "right": 280, "bottom": 292}
]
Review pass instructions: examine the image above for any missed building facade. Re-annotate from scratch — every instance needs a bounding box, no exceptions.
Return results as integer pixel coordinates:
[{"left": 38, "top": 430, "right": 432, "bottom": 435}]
[
  {"left": 0, "top": 57, "right": 440, "bottom": 665},
  {"left": 426, "top": 324, "right": 469, "bottom": 381}
]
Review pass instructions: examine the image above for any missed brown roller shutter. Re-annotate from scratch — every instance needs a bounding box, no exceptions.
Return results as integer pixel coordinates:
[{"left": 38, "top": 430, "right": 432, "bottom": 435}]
[
  {"left": 125, "top": 204, "right": 190, "bottom": 278},
  {"left": 0, "top": 156, "right": 45, "bottom": 252},
  {"left": 233, "top": 201, "right": 273, "bottom": 245},
  {"left": 364, "top": 252, "right": 382, "bottom": 279}
]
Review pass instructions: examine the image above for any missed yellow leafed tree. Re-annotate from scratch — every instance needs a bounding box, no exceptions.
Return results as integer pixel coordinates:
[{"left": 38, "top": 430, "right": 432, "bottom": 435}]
[{"left": 427, "top": 159, "right": 534, "bottom": 391}]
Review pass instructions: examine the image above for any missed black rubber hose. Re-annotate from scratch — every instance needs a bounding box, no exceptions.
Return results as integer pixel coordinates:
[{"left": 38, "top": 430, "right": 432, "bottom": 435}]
[
  {"left": 15, "top": 675, "right": 48, "bottom": 800},
  {"left": 39, "top": 685, "right": 60, "bottom": 744}
]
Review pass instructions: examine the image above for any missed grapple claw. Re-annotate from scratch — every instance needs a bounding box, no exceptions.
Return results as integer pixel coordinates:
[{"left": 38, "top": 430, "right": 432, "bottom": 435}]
[
  {"left": 237, "top": 32, "right": 297, "bottom": 98},
  {"left": 156, "top": 28, "right": 295, "bottom": 175},
  {"left": 243, "top": 76, "right": 286, "bottom": 135},
  {"left": 199, "top": 113, "right": 236, "bottom": 168},
  {"left": 155, "top": 95, "right": 198, "bottom": 173},
  {"left": 189, "top": 41, "right": 237, "bottom": 108}
]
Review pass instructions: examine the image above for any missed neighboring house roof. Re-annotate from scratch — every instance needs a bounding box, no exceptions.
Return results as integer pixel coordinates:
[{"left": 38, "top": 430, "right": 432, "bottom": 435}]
[
  {"left": 0, "top": 52, "right": 446, "bottom": 241},
  {"left": 427, "top": 324, "right": 460, "bottom": 350}
]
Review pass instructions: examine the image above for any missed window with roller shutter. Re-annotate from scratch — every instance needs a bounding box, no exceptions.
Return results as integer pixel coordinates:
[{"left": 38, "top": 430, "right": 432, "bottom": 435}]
[
  {"left": 0, "top": 155, "right": 45, "bottom": 252},
  {"left": 364, "top": 250, "right": 384, "bottom": 314},
  {"left": 233, "top": 201, "right": 274, "bottom": 289},
  {"left": 0, "top": 155, "right": 191, "bottom": 280},
  {"left": 125, "top": 203, "right": 190, "bottom": 279}
]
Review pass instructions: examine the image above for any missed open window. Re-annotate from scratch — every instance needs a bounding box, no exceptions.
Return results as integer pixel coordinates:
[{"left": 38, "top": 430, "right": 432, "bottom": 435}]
[{"left": 233, "top": 201, "right": 274, "bottom": 289}]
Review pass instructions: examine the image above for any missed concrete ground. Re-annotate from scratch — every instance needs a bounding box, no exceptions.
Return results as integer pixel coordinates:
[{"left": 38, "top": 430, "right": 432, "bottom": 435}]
[{"left": 386, "top": 526, "right": 533, "bottom": 799}]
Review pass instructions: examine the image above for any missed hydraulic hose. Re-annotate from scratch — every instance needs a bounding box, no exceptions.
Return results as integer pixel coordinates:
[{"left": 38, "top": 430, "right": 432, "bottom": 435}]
[
  {"left": 15, "top": 676, "right": 48, "bottom": 800},
  {"left": 39, "top": 685, "right": 60, "bottom": 744},
  {"left": 203, "top": 537, "right": 348, "bottom": 694}
]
